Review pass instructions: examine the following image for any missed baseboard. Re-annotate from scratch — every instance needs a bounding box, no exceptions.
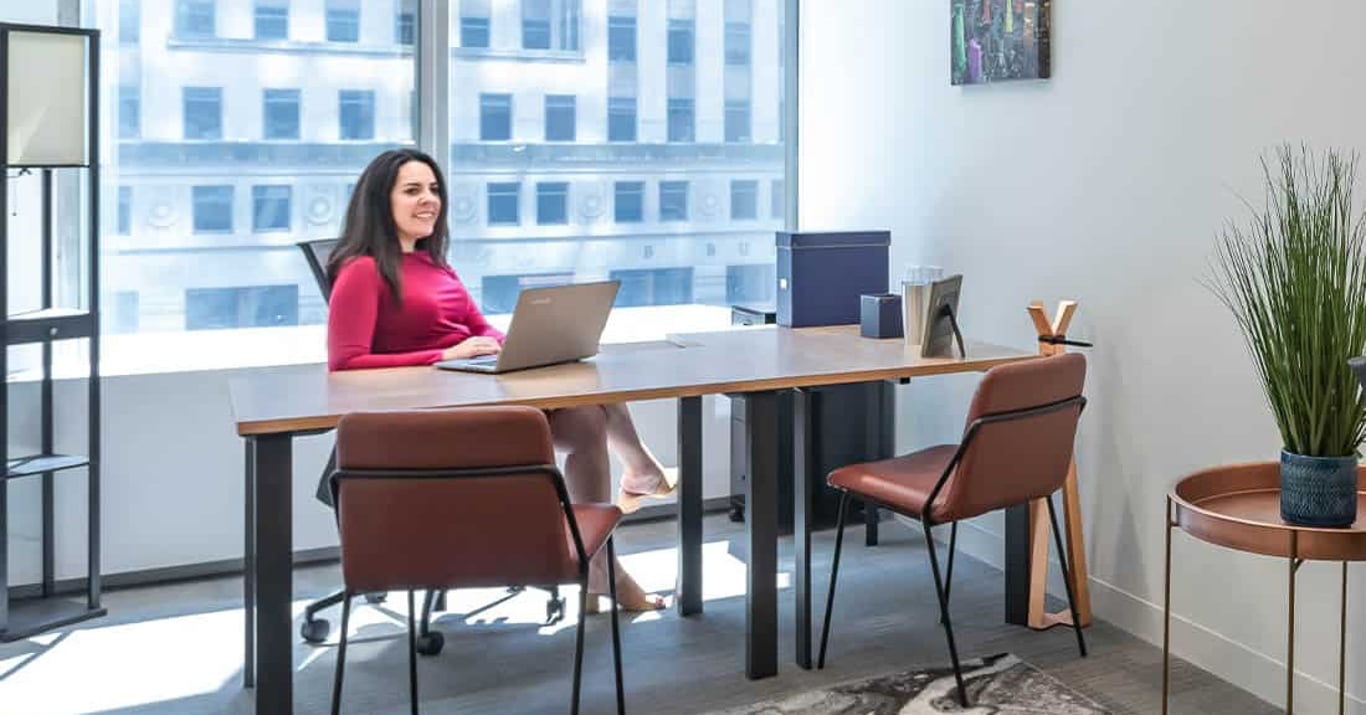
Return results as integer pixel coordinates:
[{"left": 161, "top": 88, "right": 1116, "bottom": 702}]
[{"left": 940, "top": 517, "right": 1366, "bottom": 714}]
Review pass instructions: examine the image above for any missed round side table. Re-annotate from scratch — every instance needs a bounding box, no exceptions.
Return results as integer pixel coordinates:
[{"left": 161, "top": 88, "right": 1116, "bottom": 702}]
[{"left": 1163, "top": 462, "right": 1366, "bottom": 715}]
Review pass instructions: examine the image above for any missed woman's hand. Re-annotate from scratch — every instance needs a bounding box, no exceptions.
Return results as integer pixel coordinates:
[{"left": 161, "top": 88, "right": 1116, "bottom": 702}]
[{"left": 442, "top": 337, "right": 502, "bottom": 361}]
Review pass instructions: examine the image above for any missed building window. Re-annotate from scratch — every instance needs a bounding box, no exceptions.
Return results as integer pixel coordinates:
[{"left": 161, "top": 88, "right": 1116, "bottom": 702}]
[
  {"left": 537, "top": 182, "right": 569, "bottom": 225},
  {"left": 117, "top": 186, "right": 132, "bottom": 235},
  {"left": 480, "top": 93, "right": 512, "bottom": 141},
  {"left": 183, "top": 87, "right": 222, "bottom": 140},
  {"left": 608, "top": 15, "right": 635, "bottom": 61},
  {"left": 724, "top": 101, "right": 751, "bottom": 143},
  {"left": 338, "top": 90, "right": 375, "bottom": 140},
  {"left": 726, "top": 264, "right": 775, "bottom": 305},
  {"left": 119, "top": 85, "right": 140, "bottom": 139},
  {"left": 544, "top": 95, "right": 576, "bottom": 142},
  {"left": 175, "top": 0, "right": 215, "bottom": 38},
  {"left": 607, "top": 97, "right": 636, "bottom": 142},
  {"left": 667, "top": 98, "right": 694, "bottom": 143},
  {"left": 731, "top": 180, "right": 758, "bottom": 220},
  {"left": 481, "top": 273, "right": 573, "bottom": 315},
  {"left": 252, "top": 185, "right": 292, "bottom": 232},
  {"left": 192, "top": 185, "right": 234, "bottom": 233},
  {"left": 614, "top": 181, "right": 644, "bottom": 223},
  {"left": 522, "top": 15, "right": 550, "bottom": 49},
  {"left": 119, "top": 0, "right": 140, "bottom": 43},
  {"left": 460, "top": 15, "right": 490, "bottom": 48},
  {"left": 659, "top": 181, "right": 688, "bottom": 222},
  {"left": 667, "top": 19, "right": 694, "bottom": 65},
  {"left": 610, "top": 267, "right": 694, "bottom": 307},
  {"left": 771, "top": 179, "right": 784, "bottom": 220},
  {"left": 522, "top": 0, "right": 580, "bottom": 51},
  {"left": 326, "top": 1, "right": 360, "bottom": 42},
  {"left": 487, "top": 182, "right": 520, "bottom": 225},
  {"left": 185, "top": 285, "right": 299, "bottom": 331},
  {"left": 396, "top": 8, "right": 415, "bottom": 45},
  {"left": 254, "top": 1, "right": 289, "bottom": 40},
  {"left": 263, "top": 89, "right": 300, "bottom": 140},
  {"left": 725, "top": 22, "right": 751, "bottom": 65}
]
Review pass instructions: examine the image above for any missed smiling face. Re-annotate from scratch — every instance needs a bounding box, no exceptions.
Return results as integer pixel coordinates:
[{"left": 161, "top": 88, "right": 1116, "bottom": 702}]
[{"left": 389, "top": 160, "right": 442, "bottom": 252}]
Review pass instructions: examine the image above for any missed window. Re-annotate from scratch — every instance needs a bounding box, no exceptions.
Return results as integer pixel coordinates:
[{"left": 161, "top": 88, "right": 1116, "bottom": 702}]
[
  {"left": 667, "top": 99, "right": 694, "bottom": 143},
  {"left": 120, "top": 0, "right": 140, "bottom": 43},
  {"left": 667, "top": 20, "right": 694, "bottom": 65},
  {"left": 731, "top": 180, "right": 758, "bottom": 220},
  {"left": 487, "top": 182, "right": 520, "bottom": 225},
  {"left": 117, "top": 186, "right": 132, "bottom": 235},
  {"left": 481, "top": 273, "right": 573, "bottom": 314},
  {"left": 537, "top": 182, "right": 569, "bottom": 225},
  {"left": 480, "top": 93, "right": 512, "bottom": 141},
  {"left": 607, "top": 97, "right": 636, "bottom": 142},
  {"left": 254, "top": 1, "right": 289, "bottom": 40},
  {"left": 726, "top": 264, "right": 775, "bottom": 305},
  {"left": 119, "top": 85, "right": 140, "bottom": 139},
  {"left": 522, "top": 0, "right": 580, "bottom": 51},
  {"left": 185, "top": 285, "right": 299, "bottom": 330},
  {"left": 338, "top": 90, "right": 375, "bottom": 140},
  {"left": 326, "top": 1, "right": 360, "bottom": 42},
  {"left": 192, "top": 185, "right": 234, "bottom": 233},
  {"left": 544, "top": 95, "right": 576, "bottom": 142},
  {"left": 252, "top": 185, "right": 292, "bottom": 232},
  {"left": 725, "top": 22, "right": 751, "bottom": 65},
  {"left": 610, "top": 267, "right": 694, "bottom": 307},
  {"left": 608, "top": 16, "right": 635, "bottom": 61},
  {"left": 396, "top": 8, "right": 415, "bottom": 45},
  {"left": 614, "top": 181, "right": 644, "bottom": 223},
  {"left": 725, "top": 101, "right": 751, "bottom": 143},
  {"left": 771, "top": 179, "right": 784, "bottom": 220},
  {"left": 460, "top": 16, "right": 490, "bottom": 48},
  {"left": 523, "top": 16, "right": 550, "bottom": 49},
  {"left": 175, "top": 0, "right": 215, "bottom": 38},
  {"left": 263, "top": 89, "right": 300, "bottom": 140},
  {"left": 183, "top": 87, "right": 222, "bottom": 140},
  {"left": 659, "top": 181, "right": 688, "bottom": 222}
]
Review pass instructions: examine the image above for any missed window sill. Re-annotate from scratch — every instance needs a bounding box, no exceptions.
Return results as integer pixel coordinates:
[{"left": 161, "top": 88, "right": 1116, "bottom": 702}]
[{"left": 7, "top": 303, "right": 735, "bottom": 382}]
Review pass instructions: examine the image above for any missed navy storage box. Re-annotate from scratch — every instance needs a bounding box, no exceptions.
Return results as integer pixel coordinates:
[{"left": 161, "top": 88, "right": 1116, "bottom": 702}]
[{"left": 776, "top": 230, "right": 891, "bottom": 327}]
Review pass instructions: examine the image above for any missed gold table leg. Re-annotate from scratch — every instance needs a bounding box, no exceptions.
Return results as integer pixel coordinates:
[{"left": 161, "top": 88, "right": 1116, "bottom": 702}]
[{"left": 1162, "top": 496, "right": 1173, "bottom": 715}]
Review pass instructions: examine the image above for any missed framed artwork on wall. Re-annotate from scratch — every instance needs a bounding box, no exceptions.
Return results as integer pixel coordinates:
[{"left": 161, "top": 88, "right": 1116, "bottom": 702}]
[{"left": 952, "top": 0, "right": 1051, "bottom": 85}]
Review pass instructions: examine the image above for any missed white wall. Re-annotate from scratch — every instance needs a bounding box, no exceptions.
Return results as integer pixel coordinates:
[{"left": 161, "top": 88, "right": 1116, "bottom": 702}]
[{"left": 801, "top": 1, "right": 1366, "bottom": 712}]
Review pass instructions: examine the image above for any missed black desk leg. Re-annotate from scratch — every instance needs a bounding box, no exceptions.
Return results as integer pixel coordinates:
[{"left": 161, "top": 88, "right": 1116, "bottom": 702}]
[
  {"left": 677, "top": 395, "right": 704, "bottom": 617},
  {"left": 250, "top": 434, "right": 294, "bottom": 715},
  {"left": 743, "top": 391, "right": 779, "bottom": 680},
  {"left": 862, "top": 381, "right": 896, "bottom": 546},
  {"left": 1004, "top": 503, "right": 1031, "bottom": 626},
  {"left": 793, "top": 388, "right": 815, "bottom": 670},
  {"left": 243, "top": 439, "right": 256, "bottom": 688}
]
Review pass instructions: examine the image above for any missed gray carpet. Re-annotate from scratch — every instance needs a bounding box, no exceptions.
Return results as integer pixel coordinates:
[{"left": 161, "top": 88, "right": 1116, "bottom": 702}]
[{"left": 703, "top": 654, "right": 1109, "bottom": 714}]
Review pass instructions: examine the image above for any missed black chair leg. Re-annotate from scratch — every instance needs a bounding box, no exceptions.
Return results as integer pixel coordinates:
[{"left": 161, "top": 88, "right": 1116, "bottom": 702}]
[
  {"left": 330, "top": 592, "right": 352, "bottom": 715},
  {"left": 923, "top": 520, "right": 968, "bottom": 707},
  {"left": 941, "top": 522, "right": 958, "bottom": 624},
  {"left": 817, "top": 491, "right": 851, "bottom": 669},
  {"left": 606, "top": 539, "right": 626, "bottom": 715},
  {"left": 407, "top": 590, "right": 419, "bottom": 715},
  {"left": 571, "top": 575, "right": 588, "bottom": 715},
  {"left": 1046, "top": 495, "right": 1088, "bottom": 658}
]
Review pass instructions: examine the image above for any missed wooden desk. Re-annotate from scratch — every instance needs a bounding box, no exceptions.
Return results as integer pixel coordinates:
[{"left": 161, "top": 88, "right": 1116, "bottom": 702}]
[{"left": 229, "top": 325, "right": 1033, "bottom": 715}]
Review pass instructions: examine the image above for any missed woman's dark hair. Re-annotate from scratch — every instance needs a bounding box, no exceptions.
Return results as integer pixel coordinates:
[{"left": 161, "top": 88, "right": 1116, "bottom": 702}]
[{"left": 326, "top": 148, "right": 450, "bottom": 302}]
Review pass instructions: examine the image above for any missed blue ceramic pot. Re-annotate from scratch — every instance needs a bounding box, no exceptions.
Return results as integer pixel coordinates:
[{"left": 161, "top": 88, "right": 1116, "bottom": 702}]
[{"left": 1279, "top": 450, "right": 1358, "bottom": 527}]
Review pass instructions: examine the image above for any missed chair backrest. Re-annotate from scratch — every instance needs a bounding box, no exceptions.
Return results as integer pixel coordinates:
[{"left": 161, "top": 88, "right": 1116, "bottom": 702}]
[
  {"left": 297, "top": 238, "right": 339, "bottom": 302},
  {"left": 332, "top": 406, "right": 585, "bottom": 593},
  {"left": 928, "top": 352, "right": 1087, "bottom": 523}
]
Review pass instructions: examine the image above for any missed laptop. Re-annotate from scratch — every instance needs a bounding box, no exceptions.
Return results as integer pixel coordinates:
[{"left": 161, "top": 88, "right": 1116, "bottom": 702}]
[{"left": 435, "top": 280, "right": 620, "bottom": 374}]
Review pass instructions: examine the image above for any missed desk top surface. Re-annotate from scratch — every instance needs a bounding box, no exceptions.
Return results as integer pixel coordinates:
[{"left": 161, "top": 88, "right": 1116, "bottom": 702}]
[{"left": 229, "top": 325, "right": 1033, "bottom": 436}]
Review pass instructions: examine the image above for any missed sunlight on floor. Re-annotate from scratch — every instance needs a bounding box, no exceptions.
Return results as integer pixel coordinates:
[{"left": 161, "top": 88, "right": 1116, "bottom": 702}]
[{"left": 0, "top": 540, "right": 783, "bottom": 715}]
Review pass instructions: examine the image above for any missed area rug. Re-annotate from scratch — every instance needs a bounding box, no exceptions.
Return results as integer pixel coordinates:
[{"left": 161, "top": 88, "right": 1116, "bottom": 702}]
[{"left": 704, "top": 654, "right": 1108, "bottom": 714}]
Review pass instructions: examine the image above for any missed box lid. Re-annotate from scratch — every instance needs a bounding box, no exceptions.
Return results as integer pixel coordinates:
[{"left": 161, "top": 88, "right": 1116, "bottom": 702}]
[{"left": 776, "top": 230, "right": 891, "bottom": 249}]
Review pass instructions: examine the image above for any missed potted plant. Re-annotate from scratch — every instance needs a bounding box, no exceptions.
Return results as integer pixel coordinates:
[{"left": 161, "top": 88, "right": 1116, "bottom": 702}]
[{"left": 1209, "top": 146, "right": 1366, "bottom": 527}]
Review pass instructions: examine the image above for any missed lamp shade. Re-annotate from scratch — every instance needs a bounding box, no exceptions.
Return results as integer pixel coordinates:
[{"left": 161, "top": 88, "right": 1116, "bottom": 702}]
[{"left": 6, "top": 29, "right": 89, "bottom": 167}]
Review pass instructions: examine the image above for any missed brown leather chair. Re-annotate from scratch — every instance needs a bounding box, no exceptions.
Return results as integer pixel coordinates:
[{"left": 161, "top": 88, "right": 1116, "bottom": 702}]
[
  {"left": 816, "top": 352, "right": 1089, "bottom": 707},
  {"left": 328, "top": 407, "right": 626, "bottom": 715}
]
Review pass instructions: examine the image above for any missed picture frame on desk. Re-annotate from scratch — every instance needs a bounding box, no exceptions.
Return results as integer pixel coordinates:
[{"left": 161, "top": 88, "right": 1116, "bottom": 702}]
[{"left": 920, "top": 274, "right": 967, "bottom": 358}]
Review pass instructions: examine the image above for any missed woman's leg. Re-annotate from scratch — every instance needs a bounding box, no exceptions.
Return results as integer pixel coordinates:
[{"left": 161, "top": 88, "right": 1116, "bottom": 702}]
[
  {"left": 547, "top": 406, "right": 664, "bottom": 610},
  {"left": 602, "top": 403, "right": 674, "bottom": 498}
]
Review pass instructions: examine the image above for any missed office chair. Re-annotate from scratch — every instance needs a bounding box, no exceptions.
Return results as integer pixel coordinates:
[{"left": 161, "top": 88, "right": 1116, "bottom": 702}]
[
  {"left": 293, "top": 240, "right": 564, "bottom": 649},
  {"left": 816, "top": 353, "right": 1089, "bottom": 708},
  {"left": 329, "top": 407, "right": 626, "bottom": 715}
]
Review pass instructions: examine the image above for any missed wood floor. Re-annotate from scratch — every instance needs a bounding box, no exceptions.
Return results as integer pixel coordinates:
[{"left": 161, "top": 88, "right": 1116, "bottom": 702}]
[{"left": 0, "top": 514, "right": 1275, "bottom": 715}]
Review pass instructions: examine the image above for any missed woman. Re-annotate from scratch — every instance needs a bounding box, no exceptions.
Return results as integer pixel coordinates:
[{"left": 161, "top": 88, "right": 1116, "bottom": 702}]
[{"left": 327, "top": 148, "right": 673, "bottom": 611}]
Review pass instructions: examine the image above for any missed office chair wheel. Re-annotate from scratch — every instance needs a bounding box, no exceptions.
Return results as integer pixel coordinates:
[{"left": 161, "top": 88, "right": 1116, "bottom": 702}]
[
  {"left": 363, "top": 592, "right": 387, "bottom": 604},
  {"left": 414, "top": 631, "right": 445, "bottom": 656},
  {"left": 729, "top": 504, "right": 745, "bottom": 523},
  {"left": 300, "top": 617, "right": 330, "bottom": 644},
  {"left": 545, "top": 595, "right": 566, "bottom": 625}
]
